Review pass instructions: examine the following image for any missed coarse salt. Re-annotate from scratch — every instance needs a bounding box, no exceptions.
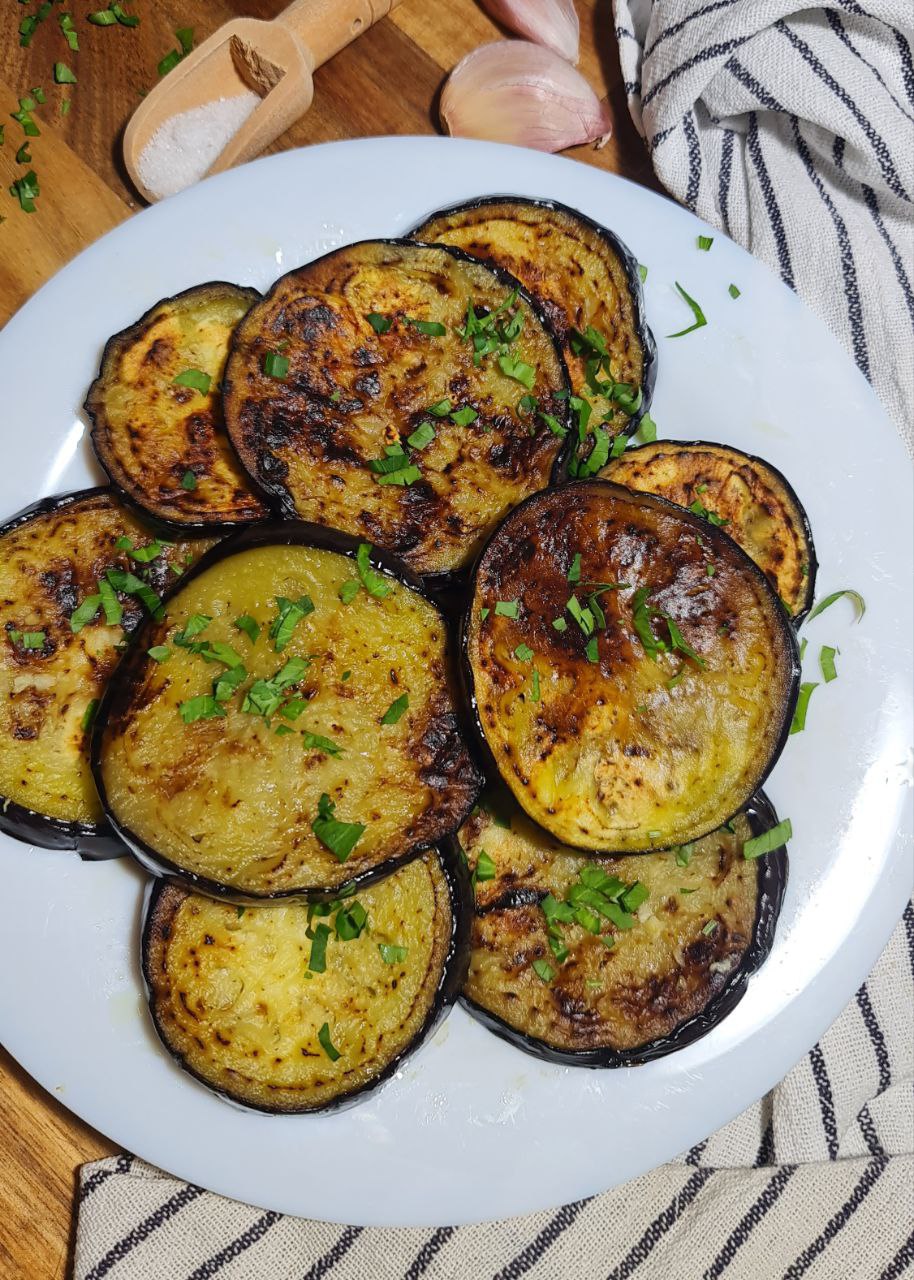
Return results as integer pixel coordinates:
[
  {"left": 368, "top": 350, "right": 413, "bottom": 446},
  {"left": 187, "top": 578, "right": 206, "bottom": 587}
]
[{"left": 136, "top": 90, "right": 261, "bottom": 200}]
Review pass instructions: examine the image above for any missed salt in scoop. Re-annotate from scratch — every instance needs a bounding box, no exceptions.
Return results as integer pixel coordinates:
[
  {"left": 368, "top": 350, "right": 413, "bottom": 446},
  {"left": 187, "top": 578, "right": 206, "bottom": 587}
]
[{"left": 124, "top": 0, "right": 402, "bottom": 203}]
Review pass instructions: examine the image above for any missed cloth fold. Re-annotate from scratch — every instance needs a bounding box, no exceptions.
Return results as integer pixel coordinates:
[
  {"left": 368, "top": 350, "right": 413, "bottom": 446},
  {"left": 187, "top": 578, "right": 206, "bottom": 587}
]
[{"left": 74, "top": 2, "right": 914, "bottom": 1275}]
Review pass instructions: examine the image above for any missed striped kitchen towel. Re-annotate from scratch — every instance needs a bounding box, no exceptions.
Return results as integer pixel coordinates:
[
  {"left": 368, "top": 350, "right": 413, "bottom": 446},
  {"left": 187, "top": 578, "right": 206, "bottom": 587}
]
[
  {"left": 74, "top": 906, "right": 913, "bottom": 1279},
  {"left": 614, "top": 0, "right": 914, "bottom": 451}
]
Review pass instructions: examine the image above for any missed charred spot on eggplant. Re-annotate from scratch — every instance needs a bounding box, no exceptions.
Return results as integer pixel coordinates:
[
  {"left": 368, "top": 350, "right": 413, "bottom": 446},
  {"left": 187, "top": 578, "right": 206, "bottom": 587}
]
[
  {"left": 410, "top": 197, "right": 655, "bottom": 438},
  {"left": 600, "top": 440, "right": 816, "bottom": 620},
  {"left": 0, "top": 488, "right": 215, "bottom": 852},
  {"left": 143, "top": 847, "right": 470, "bottom": 1113},
  {"left": 85, "top": 282, "right": 269, "bottom": 529},
  {"left": 221, "top": 240, "right": 571, "bottom": 581},
  {"left": 464, "top": 481, "right": 799, "bottom": 853},
  {"left": 458, "top": 789, "right": 787, "bottom": 1064},
  {"left": 94, "top": 524, "right": 482, "bottom": 899}
]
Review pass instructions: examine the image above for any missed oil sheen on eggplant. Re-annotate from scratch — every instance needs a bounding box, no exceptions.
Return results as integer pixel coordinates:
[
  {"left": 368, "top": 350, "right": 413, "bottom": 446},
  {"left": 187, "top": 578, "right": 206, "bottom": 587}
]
[
  {"left": 465, "top": 482, "right": 798, "bottom": 852},
  {"left": 0, "top": 488, "right": 214, "bottom": 848},
  {"left": 143, "top": 849, "right": 466, "bottom": 1112},
  {"left": 600, "top": 440, "right": 816, "bottom": 619},
  {"left": 85, "top": 283, "right": 268, "bottom": 527},
  {"left": 221, "top": 240, "right": 570, "bottom": 579},
  {"left": 411, "top": 197, "right": 653, "bottom": 435},
  {"left": 459, "top": 792, "right": 785, "bottom": 1061},
  {"left": 96, "top": 534, "right": 481, "bottom": 897}
]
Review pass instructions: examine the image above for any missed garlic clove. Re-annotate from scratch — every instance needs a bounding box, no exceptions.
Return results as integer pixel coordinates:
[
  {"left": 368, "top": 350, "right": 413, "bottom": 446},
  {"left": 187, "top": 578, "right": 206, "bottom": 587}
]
[
  {"left": 440, "top": 41, "right": 612, "bottom": 155},
  {"left": 479, "top": 0, "right": 580, "bottom": 64}
]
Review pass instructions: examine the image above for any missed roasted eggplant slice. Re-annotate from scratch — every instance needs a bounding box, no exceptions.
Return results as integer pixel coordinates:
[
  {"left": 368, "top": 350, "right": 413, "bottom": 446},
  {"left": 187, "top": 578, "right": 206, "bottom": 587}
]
[
  {"left": 410, "top": 196, "right": 656, "bottom": 439},
  {"left": 458, "top": 789, "right": 787, "bottom": 1065},
  {"left": 85, "top": 283, "right": 268, "bottom": 529},
  {"left": 600, "top": 440, "right": 816, "bottom": 620},
  {"left": 0, "top": 488, "right": 214, "bottom": 854},
  {"left": 464, "top": 481, "right": 799, "bottom": 853},
  {"left": 94, "top": 524, "right": 482, "bottom": 899},
  {"left": 143, "top": 847, "right": 470, "bottom": 1112},
  {"left": 221, "top": 239, "right": 571, "bottom": 581}
]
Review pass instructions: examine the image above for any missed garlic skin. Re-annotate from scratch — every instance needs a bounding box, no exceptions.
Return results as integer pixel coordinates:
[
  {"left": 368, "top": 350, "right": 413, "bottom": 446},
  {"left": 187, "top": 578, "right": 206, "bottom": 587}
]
[
  {"left": 440, "top": 41, "right": 612, "bottom": 154},
  {"left": 479, "top": 0, "right": 580, "bottom": 64}
]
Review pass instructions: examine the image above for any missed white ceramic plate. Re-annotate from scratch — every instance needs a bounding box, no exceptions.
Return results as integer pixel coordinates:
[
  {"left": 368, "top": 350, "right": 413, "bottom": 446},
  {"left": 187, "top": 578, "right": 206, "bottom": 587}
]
[{"left": 0, "top": 138, "right": 911, "bottom": 1227}]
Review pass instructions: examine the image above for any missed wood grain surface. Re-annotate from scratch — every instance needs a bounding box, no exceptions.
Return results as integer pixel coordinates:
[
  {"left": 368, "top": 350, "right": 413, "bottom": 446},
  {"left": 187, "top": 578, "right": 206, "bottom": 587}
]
[{"left": 0, "top": 3, "right": 653, "bottom": 1274}]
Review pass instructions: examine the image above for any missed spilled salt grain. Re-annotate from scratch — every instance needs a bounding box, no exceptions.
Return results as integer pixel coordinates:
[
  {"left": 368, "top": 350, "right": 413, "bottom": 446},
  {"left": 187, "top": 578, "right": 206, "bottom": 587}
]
[{"left": 136, "top": 90, "right": 260, "bottom": 200}]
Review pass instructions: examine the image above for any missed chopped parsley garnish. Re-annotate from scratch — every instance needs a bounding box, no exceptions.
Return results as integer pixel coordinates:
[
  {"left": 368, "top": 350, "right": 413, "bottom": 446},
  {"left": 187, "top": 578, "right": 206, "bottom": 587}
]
[
  {"left": 728, "top": 283, "right": 741, "bottom": 299},
  {"left": 406, "top": 421, "right": 436, "bottom": 450},
  {"left": 308, "top": 923, "right": 331, "bottom": 973},
  {"left": 567, "top": 553, "right": 582, "bottom": 584},
  {"left": 105, "top": 569, "right": 163, "bottom": 618},
  {"left": 498, "top": 353, "right": 535, "bottom": 389},
  {"left": 790, "top": 682, "right": 818, "bottom": 734},
  {"left": 242, "top": 657, "right": 309, "bottom": 719},
  {"left": 472, "top": 850, "right": 497, "bottom": 887},
  {"left": 262, "top": 351, "right": 289, "bottom": 379},
  {"left": 820, "top": 645, "right": 839, "bottom": 683},
  {"left": 379, "top": 943, "right": 408, "bottom": 965},
  {"left": 366, "top": 312, "right": 392, "bottom": 334},
  {"left": 198, "top": 641, "right": 244, "bottom": 668},
  {"left": 494, "top": 600, "right": 519, "bottom": 619},
  {"left": 538, "top": 410, "right": 567, "bottom": 438},
  {"left": 10, "top": 629, "right": 46, "bottom": 649},
  {"left": 80, "top": 699, "right": 99, "bottom": 734},
  {"left": 234, "top": 615, "right": 260, "bottom": 644},
  {"left": 70, "top": 595, "right": 102, "bottom": 633},
  {"left": 147, "top": 645, "right": 171, "bottom": 662},
  {"left": 674, "top": 842, "right": 695, "bottom": 867},
  {"left": 117, "top": 536, "right": 172, "bottom": 564},
  {"left": 697, "top": 234, "right": 713, "bottom": 251},
  {"left": 806, "top": 588, "right": 866, "bottom": 624},
  {"left": 341, "top": 670, "right": 351, "bottom": 681},
  {"left": 429, "top": 398, "right": 452, "bottom": 416},
  {"left": 407, "top": 318, "right": 446, "bottom": 337},
  {"left": 573, "top": 425, "right": 611, "bottom": 478},
  {"left": 15, "top": 143, "right": 31, "bottom": 164},
  {"left": 10, "top": 170, "right": 40, "bottom": 213},
  {"left": 356, "top": 543, "right": 392, "bottom": 599},
  {"left": 335, "top": 901, "right": 367, "bottom": 941},
  {"left": 311, "top": 792, "right": 365, "bottom": 863},
  {"left": 339, "top": 579, "right": 360, "bottom": 604},
  {"left": 450, "top": 406, "right": 478, "bottom": 427},
  {"left": 269, "top": 594, "right": 314, "bottom": 652},
  {"left": 630, "top": 588, "right": 666, "bottom": 660},
  {"left": 743, "top": 818, "right": 792, "bottom": 860},
  {"left": 566, "top": 594, "right": 595, "bottom": 636},
  {"left": 317, "top": 1022, "right": 341, "bottom": 1061},
  {"left": 530, "top": 668, "right": 541, "bottom": 701},
  {"left": 688, "top": 499, "right": 729, "bottom": 526},
  {"left": 179, "top": 695, "right": 225, "bottom": 723},
  {"left": 380, "top": 693, "right": 409, "bottom": 725},
  {"left": 513, "top": 643, "right": 534, "bottom": 662},
  {"left": 667, "top": 282, "right": 707, "bottom": 339},
  {"left": 632, "top": 412, "right": 658, "bottom": 445},
  {"left": 213, "top": 663, "right": 247, "bottom": 702},
  {"left": 302, "top": 732, "right": 344, "bottom": 756},
  {"left": 97, "top": 578, "right": 123, "bottom": 626},
  {"left": 174, "top": 614, "right": 211, "bottom": 645},
  {"left": 665, "top": 616, "right": 706, "bottom": 668},
  {"left": 180, "top": 470, "right": 197, "bottom": 490},
  {"left": 173, "top": 368, "right": 211, "bottom": 394},
  {"left": 585, "top": 635, "right": 599, "bottom": 663},
  {"left": 280, "top": 699, "right": 307, "bottom": 720}
]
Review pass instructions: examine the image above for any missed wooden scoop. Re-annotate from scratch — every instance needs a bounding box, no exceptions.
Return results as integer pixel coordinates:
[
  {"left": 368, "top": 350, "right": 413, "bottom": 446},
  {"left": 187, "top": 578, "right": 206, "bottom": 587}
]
[{"left": 124, "top": 0, "right": 402, "bottom": 202}]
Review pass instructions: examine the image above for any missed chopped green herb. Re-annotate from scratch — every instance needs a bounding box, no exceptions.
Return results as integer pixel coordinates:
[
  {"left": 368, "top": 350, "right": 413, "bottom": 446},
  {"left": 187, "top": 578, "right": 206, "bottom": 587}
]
[
  {"left": 147, "top": 645, "right": 171, "bottom": 663},
  {"left": 638, "top": 263, "right": 648, "bottom": 283},
  {"left": 667, "top": 282, "right": 707, "bottom": 339},
  {"left": 9, "top": 170, "right": 40, "bottom": 213},
  {"left": 632, "top": 412, "right": 658, "bottom": 445},
  {"left": 674, "top": 842, "right": 695, "bottom": 867},
  {"left": 450, "top": 406, "right": 478, "bottom": 427},
  {"left": 728, "top": 283, "right": 741, "bottom": 299},
  {"left": 274, "top": 724, "right": 295, "bottom": 737},
  {"left": 180, "top": 470, "right": 197, "bottom": 491},
  {"left": 532, "top": 958, "right": 555, "bottom": 983},
  {"left": 11, "top": 628, "right": 46, "bottom": 650},
  {"left": 630, "top": 587, "right": 666, "bottom": 660},
  {"left": 585, "top": 635, "right": 599, "bottom": 663},
  {"left": 406, "top": 421, "right": 436, "bottom": 450},
  {"left": 356, "top": 543, "right": 392, "bottom": 599},
  {"left": 538, "top": 410, "right": 567, "bottom": 438},
  {"left": 494, "top": 600, "right": 519, "bottom": 619},
  {"left": 820, "top": 645, "right": 839, "bottom": 683},
  {"left": 474, "top": 850, "right": 496, "bottom": 882},
  {"left": 302, "top": 732, "right": 344, "bottom": 757},
  {"left": 790, "top": 681, "right": 818, "bottom": 734},
  {"left": 530, "top": 668, "right": 541, "bottom": 702},
  {"left": 428, "top": 398, "right": 452, "bottom": 416},
  {"left": 688, "top": 499, "right": 729, "bottom": 526},
  {"left": 620, "top": 881, "right": 649, "bottom": 913},
  {"left": 366, "top": 312, "right": 392, "bottom": 334},
  {"left": 665, "top": 616, "right": 706, "bottom": 668},
  {"left": 513, "top": 643, "right": 534, "bottom": 662},
  {"left": 498, "top": 353, "right": 535, "bottom": 389},
  {"left": 407, "top": 318, "right": 446, "bottom": 337},
  {"left": 743, "top": 818, "right": 792, "bottom": 860},
  {"left": 317, "top": 1022, "right": 340, "bottom": 1061},
  {"left": 54, "top": 63, "right": 77, "bottom": 85},
  {"left": 174, "top": 615, "right": 211, "bottom": 644},
  {"left": 173, "top": 368, "right": 211, "bottom": 394},
  {"left": 234, "top": 615, "right": 260, "bottom": 644},
  {"left": 335, "top": 901, "right": 368, "bottom": 941},
  {"left": 702, "top": 920, "right": 718, "bottom": 936},
  {"left": 308, "top": 923, "right": 330, "bottom": 973},
  {"left": 69, "top": 595, "right": 102, "bottom": 633},
  {"left": 575, "top": 426, "right": 611, "bottom": 478},
  {"left": 111, "top": 3, "right": 139, "bottom": 26},
  {"left": 610, "top": 433, "right": 629, "bottom": 459},
  {"left": 198, "top": 641, "right": 244, "bottom": 668},
  {"left": 567, "top": 553, "right": 582, "bottom": 584},
  {"left": 329, "top": 390, "right": 341, "bottom": 403},
  {"left": 697, "top": 234, "right": 714, "bottom": 251},
  {"left": 339, "top": 579, "right": 360, "bottom": 605},
  {"left": 479, "top": 607, "right": 490, "bottom": 622},
  {"left": 88, "top": 9, "right": 119, "bottom": 25},
  {"left": 105, "top": 569, "right": 162, "bottom": 618},
  {"left": 241, "top": 657, "right": 309, "bottom": 718},
  {"left": 341, "top": 670, "right": 351, "bottom": 681},
  {"left": 806, "top": 588, "right": 866, "bottom": 624},
  {"left": 380, "top": 693, "right": 409, "bottom": 725},
  {"left": 80, "top": 699, "right": 99, "bottom": 734},
  {"left": 269, "top": 594, "right": 314, "bottom": 652},
  {"left": 262, "top": 351, "right": 289, "bottom": 379},
  {"left": 15, "top": 143, "right": 31, "bottom": 164},
  {"left": 799, "top": 637, "right": 808, "bottom": 661},
  {"left": 213, "top": 663, "right": 247, "bottom": 703},
  {"left": 179, "top": 695, "right": 226, "bottom": 724},
  {"left": 279, "top": 699, "right": 307, "bottom": 720},
  {"left": 552, "top": 617, "right": 568, "bottom": 633},
  {"left": 311, "top": 792, "right": 365, "bottom": 863},
  {"left": 379, "top": 943, "right": 408, "bottom": 964}
]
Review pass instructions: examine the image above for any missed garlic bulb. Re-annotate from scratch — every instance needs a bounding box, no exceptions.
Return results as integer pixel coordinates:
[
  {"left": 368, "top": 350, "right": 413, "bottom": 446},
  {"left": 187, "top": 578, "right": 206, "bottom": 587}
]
[
  {"left": 440, "top": 41, "right": 612, "bottom": 154},
  {"left": 479, "top": 0, "right": 580, "bottom": 64}
]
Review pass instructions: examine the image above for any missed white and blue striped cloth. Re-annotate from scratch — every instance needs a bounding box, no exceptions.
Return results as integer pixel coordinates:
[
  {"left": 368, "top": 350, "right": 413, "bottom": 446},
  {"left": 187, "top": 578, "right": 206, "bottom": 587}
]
[{"left": 74, "top": 3, "right": 914, "bottom": 1276}]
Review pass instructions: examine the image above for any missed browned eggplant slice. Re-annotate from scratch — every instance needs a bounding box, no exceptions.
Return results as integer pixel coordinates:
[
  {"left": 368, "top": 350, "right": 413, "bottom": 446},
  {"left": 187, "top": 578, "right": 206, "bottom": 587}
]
[
  {"left": 0, "top": 488, "right": 215, "bottom": 854},
  {"left": 143, "top": 847, "right": 471, "bottom": 1112},
  {"left": 94, "top": 523, "right": 482, "bottom": 899},
  {"left": 464, "top": 481, "right": 799, "bottom": 853},
  {"left": 457, "top": 789, "right": 787, "bottom": 1065},
  {"left": 85, "top": 282, "right": 269, "bottom": 529},
  {"left": 221, "top": 239, "right": 571, "bottom": 581},
  {"left": 600, "top": 440, "right": 817, "bottom": 620},
  {"left": 410, "top": 196, "right": 656, "bottom": 439}
]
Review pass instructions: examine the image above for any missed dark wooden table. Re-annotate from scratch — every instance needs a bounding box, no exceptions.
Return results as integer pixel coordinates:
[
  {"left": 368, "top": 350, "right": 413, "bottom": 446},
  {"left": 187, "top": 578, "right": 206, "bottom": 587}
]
[{"left": 0, "top": 4, "right": 654, "bottom": 1274}]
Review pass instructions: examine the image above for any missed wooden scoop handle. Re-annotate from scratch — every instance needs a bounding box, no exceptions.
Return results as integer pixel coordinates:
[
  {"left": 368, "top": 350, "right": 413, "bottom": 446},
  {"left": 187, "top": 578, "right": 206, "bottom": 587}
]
[{"left": 277, "top": 0, "right": 402, "bottom": 68}]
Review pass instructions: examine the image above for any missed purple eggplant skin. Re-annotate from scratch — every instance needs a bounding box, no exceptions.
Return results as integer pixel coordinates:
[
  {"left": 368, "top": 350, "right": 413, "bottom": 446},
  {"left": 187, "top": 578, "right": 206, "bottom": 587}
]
[
  {"left": 221, "top": 237, "right": 575, "bottom": 595},
  {"left": 456, "top": 790, "right": 789, "bottom": 1069},
  {"left": 0, "top": 488, "right": 137, "bottom": 860},
  {"left": 91, "top": 519, "right": 484, "bottom": 904},
  {"left": 457, "top": 479, "right": 801, "bottom": 853},
  {"left": 408, "top": 194, "right": 658, "bottom": 444},
  {"left": 140, "top": 844, "right": 473, "bottom": 1114}
]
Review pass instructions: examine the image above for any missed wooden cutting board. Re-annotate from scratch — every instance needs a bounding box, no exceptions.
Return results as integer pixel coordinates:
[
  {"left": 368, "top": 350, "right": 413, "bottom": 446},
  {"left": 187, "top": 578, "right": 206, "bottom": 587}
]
[{"left": 0, "top": 4, "right": 654, "bottom": 1274}]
